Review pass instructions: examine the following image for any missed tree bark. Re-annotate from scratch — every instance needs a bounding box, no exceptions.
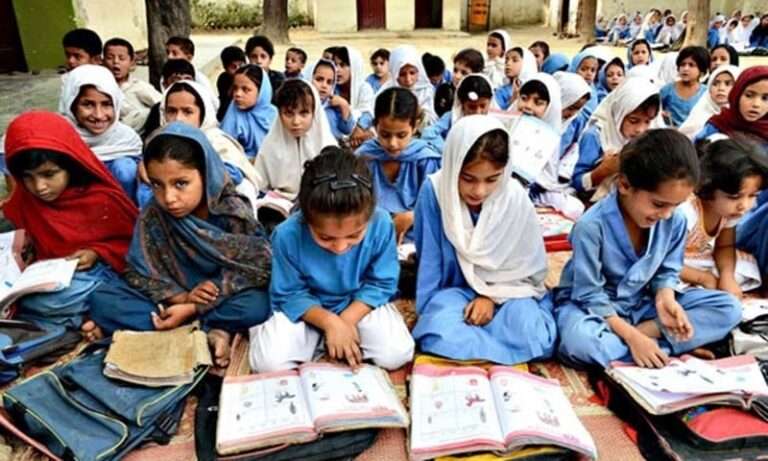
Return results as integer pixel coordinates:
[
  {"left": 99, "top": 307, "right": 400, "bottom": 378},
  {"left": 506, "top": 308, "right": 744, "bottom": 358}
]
[
  {"left": 259, "top": 0, "right": 290, "bottom": 44},
  {"left": 145, "top": 0, "right": 192, "bottom": 89},
  {"left": 578, "top": 0, "right": 597, "bottom": 43},
  {"left": 683, "top": 0, "right": 709, "bottom": 47}
]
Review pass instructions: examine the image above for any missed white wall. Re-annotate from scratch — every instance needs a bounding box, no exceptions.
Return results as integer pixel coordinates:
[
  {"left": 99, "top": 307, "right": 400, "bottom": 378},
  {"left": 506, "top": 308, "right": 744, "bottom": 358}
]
[{"left": 74, "top": 0, "right": 147, "bottom": 47}]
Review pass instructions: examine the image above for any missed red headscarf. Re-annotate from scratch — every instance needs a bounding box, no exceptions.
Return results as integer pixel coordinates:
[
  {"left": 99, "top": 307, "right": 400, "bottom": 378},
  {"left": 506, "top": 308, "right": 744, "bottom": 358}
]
[
  {"left": 708, "top": 65, "right": 768, "bottom": 143},
  {"left": 3, "top": 111, "right": 138, "bottom": 272}
]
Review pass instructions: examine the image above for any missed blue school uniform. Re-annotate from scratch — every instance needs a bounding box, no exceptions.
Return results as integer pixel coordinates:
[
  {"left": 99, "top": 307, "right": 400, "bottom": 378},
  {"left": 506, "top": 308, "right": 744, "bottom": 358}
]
[
  {"left": 707, "top": 28, "right": 722, "bottom": 49},
  {"left": 570, "top": 125, "right": 603, "bottom": 193},
  {"left": 560, "top": 110, "right": 589, "bottom": 158},
  {"left": 495, "top": 83, "right": 514, "bottom": 110},
  {"left": 554, "top": 191, "right": 741, "bottom": 368},
  {"left": 220, "top": 75, "right": 277, "bottom": 159},
  {"left": 420, "top": 112, "right": 453, "bottom": 151},
  {"left": 357, "top": 137, "right": 441, "bottom": 214},
  {"left": 366, "top": 74, "right": 384, "bottom": 93},
  {"left": 324, "top": 104, "right": 355, "bottom": 139},
  {"left": 750, "top": 33, "right": 768, "bottom": 49},
  {"left": 568, "top": 52, "right": 599, "bottom": 114},
  {"left": 270, "top": 208, "right": 399, "bottom": 322},
  {"left": 542, "top": 53, "right": 570, "bottom": 75},
  {"left": 660, "top": 82, "right": 707, "bottom": 127},
  {"left": 411, "top": 181, "right": 557, "bottom": 364},
  {"left": 737, "top": 200, "right": 768, "bottom": 276}
]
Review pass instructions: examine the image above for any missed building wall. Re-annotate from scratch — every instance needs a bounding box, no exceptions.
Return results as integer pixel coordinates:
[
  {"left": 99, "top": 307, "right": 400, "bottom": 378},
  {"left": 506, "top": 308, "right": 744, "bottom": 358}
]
[
  {"left": 313, "top": 0, "right": 356, "bottom": 32},
  {"left": 386, "top": 0, "right": 415, "bottom": 31},
  {"left": 74, "top": 0, "right": 147, "bottom": 47},
  {"left": 489, "top": 0, "right": 544, "bottom": 27}
]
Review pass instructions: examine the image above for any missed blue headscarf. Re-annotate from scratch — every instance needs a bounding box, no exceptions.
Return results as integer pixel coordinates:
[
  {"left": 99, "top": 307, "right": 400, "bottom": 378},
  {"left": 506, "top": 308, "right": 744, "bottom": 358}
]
[
  {"left": 126, "top": 122, "right": 271, "bottom": 302},
  {"left": 220, "top": 66, "right": 277, "bottom": 158},
  {"left": 626, "top": 39, "right": 654, "bottom": 69},
  {"left": 597, "top": 57, "right": 625, "bottom": 103},
  {"left": 542, "top": 53, "right": 570, "bottom": 74},
  {"left": 567, "top": 50, "right": 600, "bottom": 76}
]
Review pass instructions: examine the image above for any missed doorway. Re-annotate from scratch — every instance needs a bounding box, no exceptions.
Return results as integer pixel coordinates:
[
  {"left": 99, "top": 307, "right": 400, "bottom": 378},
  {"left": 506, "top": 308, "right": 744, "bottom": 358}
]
[
  {"left": 415, "top": 0, "right": 442, "bottom": 28},
  {"left": 357, "top": 0, "right": 386, "bottom": 29}
]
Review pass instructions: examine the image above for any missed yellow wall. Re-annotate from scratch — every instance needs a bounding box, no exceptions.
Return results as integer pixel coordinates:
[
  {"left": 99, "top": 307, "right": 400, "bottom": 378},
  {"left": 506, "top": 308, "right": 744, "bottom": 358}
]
[
  {"left": 74, "top": 0, "right": 147, "bottom": 47},
  {"left": 313, "top": 0, "right": 357, "bottom": 32},
  {"left": 386, "top": 0, "right": 415, "bottom": 31},
  {"left": 490, "top": 0, "right": 544, "bottom": 27},
  {"left": 443, "top": 0, "right": 462, "bottom": 30}
]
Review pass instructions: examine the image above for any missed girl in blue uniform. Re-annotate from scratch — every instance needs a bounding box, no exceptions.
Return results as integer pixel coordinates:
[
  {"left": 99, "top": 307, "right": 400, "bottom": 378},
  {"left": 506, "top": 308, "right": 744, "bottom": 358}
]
[
  {"left": 220, "top": 64, "right": 277, "bottom": 159},
  {"left": 660, "top": 46, "right": 710, "bottom": 127}
]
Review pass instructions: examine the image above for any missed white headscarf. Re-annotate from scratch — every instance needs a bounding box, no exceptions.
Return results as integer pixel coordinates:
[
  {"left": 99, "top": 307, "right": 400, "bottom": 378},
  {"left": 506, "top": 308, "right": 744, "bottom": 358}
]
[
  {"left": 554, "top": 71, "right": 591, "bottom": 133},
  {"left": 379, "top": 45, "right": 437, "bottom": 124},
  {"left": 337, "top": 45, "right": 375, "bottom": 121},
  {"left": 656, "top": 52, "right": 679, "bottom": 85},
  {"left": 253, "top": 80, "right": 337, "bottom": 200},
  {"left": 59, "top": 64, "right": 142, "bottom": 161},
  {"left": 451, "top": 73, "right": 496, "bottom": 124},
  {"left": 430, "top": 115, "right": 548, "bottom": 302},
  {"left": 524, "top": 73, "right": 563, "bottom": 191},
  {"left": 679, "top": 65, "right": 741, "bottom": 139},
  {"left": 626, "top": 64, "right": 662, "bottom": 88},
  {"left": 160, "top": 80, "right": 258, "bottom": 185},
  {"left": 514, "top": 46, "right": 539, "bottom": 86},
  {"left": 484, "top": 29, "right": 511, "bottom": 88}
]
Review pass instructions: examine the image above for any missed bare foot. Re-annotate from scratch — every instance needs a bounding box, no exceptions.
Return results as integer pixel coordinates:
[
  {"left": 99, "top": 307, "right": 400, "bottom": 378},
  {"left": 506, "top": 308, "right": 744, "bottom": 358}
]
[
  {"left": 81, "top": 320, "right": 104, "bottom": 342},
  {"left": 207, "top": 329, "right": 232, "bottom": 368},
  {"left": 690, "top": 347, "right": 716, "bottom": 360}
]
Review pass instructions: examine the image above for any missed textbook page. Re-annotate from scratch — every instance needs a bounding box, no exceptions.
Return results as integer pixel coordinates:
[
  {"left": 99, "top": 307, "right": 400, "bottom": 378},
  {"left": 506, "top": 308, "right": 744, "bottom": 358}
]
[
  {"left": 507, "top": 115, "right": 560, "bottom": 184},
  {"left": 0, "top": 258, "right": 78, "bottom": 309},
  {"left": 0, "top": 231, "right": 23, "bottom": 298}
]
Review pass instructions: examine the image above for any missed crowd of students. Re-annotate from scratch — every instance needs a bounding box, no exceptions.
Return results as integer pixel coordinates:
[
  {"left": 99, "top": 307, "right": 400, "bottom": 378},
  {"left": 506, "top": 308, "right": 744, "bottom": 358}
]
[{"left": 0, "top": 20, "right": 767, "bottom": 375}]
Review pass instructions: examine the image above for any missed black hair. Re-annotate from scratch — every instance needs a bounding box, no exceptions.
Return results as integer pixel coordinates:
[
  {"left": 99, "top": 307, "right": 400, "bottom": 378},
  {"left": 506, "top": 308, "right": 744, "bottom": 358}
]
[
  {"left": 62, "top": 28, "right": 102, "bottom": 56},
  {"left": 457, "top": 75, "right": 493, "bottom": 102},
  {"left": 162, "top": 59, "right": 196, "bottom": 81},
  {"left": 374, "top": 87, "right": 419, "bottom": 127},
  {"left": 462, "top": 129, "right": 509, "bottom": 169},
  {"left": 710, "top": 44, "right": 739, "bottom": 66},
  {"left": 454, "top": 48, "right": 484, "bottom": 73},
  {"left": 234, "top": 64, "right": 264, "bottom": 90},
  {"left": 322, "top": 46, "right": 338, "bottom": 57},
  {"left": 144, "top": 133, "right": 206, "bottom": 178},
  {"left": 676, "top": 46, "right": 710, "bottom": 75},
  {"left": 103, "top": 38, "right": 134, "bottom": 59},
  {"left": 245, "top": 35, "right": 275, "bottom": 58},
  {"left": 274, "top": 78, "right": 315, "bottom": 112},
  {"left": 312, "top": 59, "right": 336, "bottom": 77},
  {"left": 7, "top": 148, "right": 93, "bottom": 187},
  {"left": 298, "top": 146, "right": 375, "bottom": 224},
  {"left": 696, "top": 137, "right": 768, "bottom": 199},
  {"left": 220, "top": 45, "right": 246, "bottom": 67},
  {"left": 620, "top": 129, "right": 699, "bottom": 191},
  {"left": 165, "top": 36, "right": 195, "bottom": 56},
  {"left": 165, "top": 82, "right": 206, "bottom": 123},
  {"left": 422, "top": 53, "right": 446, "bottom": 78},
  {"left": 529, "top": 41, "right": 550, "bottom": 58},
  {"left": 633, "top": 94, "right": 661, "bottom": 117},
  {"left": 370, "top": 48, "right": 389, "bottom": 62},
  {"left": 70, "top": 84, "right": 112, "bottom": 116},
  {"left": 434, "top": 82, "right": 454, "bottom": 117},
  {"left": 488, "top": 32, "right": 506, "bottom": 52},
  {"left": 604, "top": 56, "right": 625, "bottom": 73},
  {"left": 330, "top": 47, "right": 349, "bottom": 66},
  {"left": 519, "top": 79, "right": 550, "bottom": 103},
  {"left": 631, "top": 39, "right": 652, "bottom": 56},
  {"left": 287, "top": 47, "right": 308, "bottom": 64}
]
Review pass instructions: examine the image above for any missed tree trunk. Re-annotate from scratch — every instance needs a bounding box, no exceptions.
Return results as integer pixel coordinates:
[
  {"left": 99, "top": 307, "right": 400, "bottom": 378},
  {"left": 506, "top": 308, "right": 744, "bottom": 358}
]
[
  {"left": 578, "top": 0, "right": 597, "bottom": 43},
  {"left": 683, "top": 0, "right": 709, "bottom": 47},
  {"left": 145, "top": 0, "right": 192, "bottom": 89},
  {"left": 259, "top": 0, "right": 290, "bottom": 44}
]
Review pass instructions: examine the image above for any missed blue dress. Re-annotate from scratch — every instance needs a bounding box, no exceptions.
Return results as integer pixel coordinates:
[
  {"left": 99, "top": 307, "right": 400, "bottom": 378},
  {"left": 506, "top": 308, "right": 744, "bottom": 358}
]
[
  {"left": 554, "top": 192, "right": 741, "bottom": 368},
  {"left": 269, "top": 208, "right": 399, "bottom": 322},
  {"left": 560, "top": 111, "right": 589, "bottom": 159},
  {"left": 411, "top": 181, "right": 557, "bottom": 365},
  {"left": 420, "top": 112, "right": 453, "bottom": 152},
  {"left": 660, "top": 83, "right": 707, "bottom": 127},
  {"left": 324, "top": 104, "right": 355, "bottom": 140},
  {"left": 570, "top": 125, "right": 603, "bottom": 193},
  {"left": 495, "top": 84, "right": 514, "bottom": 110},
  {"left": 220, "top": 75, "right": 277, "bottom": 159},
  {"left": 365, "top": 74, "right": 384, "bottom": 93}
]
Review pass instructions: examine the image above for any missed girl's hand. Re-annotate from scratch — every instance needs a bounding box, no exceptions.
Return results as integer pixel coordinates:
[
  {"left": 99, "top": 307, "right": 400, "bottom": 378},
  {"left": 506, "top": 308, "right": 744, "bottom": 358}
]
[
  {"left": 187, "top": 280, "right": 220, "bottom": 305},
  {"left": 349, "top": 126, "right": 373, "bottom": 148},
  {"left": 331, "top": 96, "right": 352, "bottom": 119},
  {"left": 718, "top": 275, "right": 743, "bottom": 299},
  {"left": 151, "top": 303, "right": 196, "bottom": 330},
  {"left": 68, "top": 249, "right": 99, "bottom": 271},
  {"left": 392, "top": 211, "right": 414, "bottom": 245},
  {"left": 464, "top": 296, "right": 496, "bottom": 326},
  {"left": 323, "top": 314, "right": 362, "bottom": 369},
  {"left": 601, "top": 152, "right": 620, "bottom": 175},
  {"left": 656, "top": 289, "right": 693, "bottom": 342},
  {"left": 627, "top": 332, "right": 669, "bottom": 368}
]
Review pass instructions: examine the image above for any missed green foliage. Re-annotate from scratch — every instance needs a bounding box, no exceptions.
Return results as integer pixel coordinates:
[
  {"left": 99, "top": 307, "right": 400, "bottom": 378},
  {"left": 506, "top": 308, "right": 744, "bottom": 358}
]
[{"left": 191, "top": 0, "right": 313, "bottom": 30}]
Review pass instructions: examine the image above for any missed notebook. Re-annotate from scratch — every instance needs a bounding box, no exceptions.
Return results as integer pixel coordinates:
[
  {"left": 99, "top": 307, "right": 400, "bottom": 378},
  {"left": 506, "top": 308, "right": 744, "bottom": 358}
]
[
  {"left": 607, "top": 355, "right": 768, "bottom": 417},
  {"left": 409, "top": 364, "right": 597, "bottom": 460},
  {"left": 536, "top": 209, "right": 574, "bottom": 252},
  {"left": 216, "top": 363, "right": 408, "bottom": 455},
  {"left": 493, "top": 113, "right": 560, "bottom": 185}
]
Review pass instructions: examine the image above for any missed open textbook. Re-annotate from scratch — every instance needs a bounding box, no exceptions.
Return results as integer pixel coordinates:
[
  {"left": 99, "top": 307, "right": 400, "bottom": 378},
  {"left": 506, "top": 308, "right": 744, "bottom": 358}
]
[
  {"left": 607, "top": 355, "right": 768, "bottom": 417},
  {"left": 216, "top": 363, "right": 408, "bottom": 455},
  {"left": 409, "top": 364, "right": 597, "bottom": 460},
  {"left": 0, "top": 231, "right": 77, "bottom": 317},
  {"left": 492, "top": 112, "right": 560, "bottom": 185}
]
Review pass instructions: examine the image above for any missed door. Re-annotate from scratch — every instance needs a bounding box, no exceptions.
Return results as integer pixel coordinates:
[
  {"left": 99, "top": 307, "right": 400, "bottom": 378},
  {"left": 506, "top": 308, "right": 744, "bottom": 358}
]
[
  {"left": 415, "top": 0, "right": 442, "bottom": 28},
  {"left": 0, "top": 0, "right": 26, "bottom": 72},
  {"left": 357, "top": 0, "right": 386, "bottom": 29}
]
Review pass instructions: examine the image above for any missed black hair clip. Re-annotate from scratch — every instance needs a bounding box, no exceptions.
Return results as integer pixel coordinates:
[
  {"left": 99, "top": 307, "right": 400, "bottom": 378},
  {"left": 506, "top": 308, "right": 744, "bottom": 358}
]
[
  {"left": 312, "top": 172, "right": 372, "bottom": 191},
  {"left": 312, "top": 173, "right": 337, "bottom": 186}
]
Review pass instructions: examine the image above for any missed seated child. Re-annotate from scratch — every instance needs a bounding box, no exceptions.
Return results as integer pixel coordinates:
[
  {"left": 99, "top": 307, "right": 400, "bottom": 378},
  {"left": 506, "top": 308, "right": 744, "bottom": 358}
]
[
  {"left": 62, "top": 28, "right": 101, "bottom": 71},
  {"left": 423, "top": 53, "right": 452, "bottom": 88},
  {"left": 59, "top": 64, "right": 143, "bottom": 201},
  {"left": 529, "top": 40, "right": 550, "bottom": 70},
  {"left": 596, "top": 57, "right": 625, "bottom": 103},
  {"left": 254, "top": 79, "right": 336, "bottom": 202},
  {"left": 627, "top": 39, "right": 654, "bottom": 69},
  {"left": 88, "top": 122, "right": 272, "bottom": 367},
  {"left": 541, "top": 52, "right": 570, "bottom": 74},
  {"left": 572, "top": 77, "right": 662, "bottom": 202},
  {"left": 220, "top": 64, "right": 278, "bottom": 159},
  {"left": 605, "top": 14, "right": 630, "bottom": 44},
  {"left": 625, "top": 13, "right": 644, "bottom": 43},
  {"left": 484, "top": 29, "right": 511, "bottom": 88},
  {"left": 749, "top": 15, "right": 768, "bottom": 49},
  {"left": 709, "top": 44, "right": 739, "bottom": 71},
  {"left": 308, "top": 59, "right": 355, "bottom": 141},
  {"left": 216, "top": 46, "right": 246, "bottom": 121},
  {"left": 660, "top": 46, "right": 710, "bottom": 127},
  {"left": 695, "top": 65, "right": 768, "bottom": 147},
  {"left": 365, "top": 48, "right": 390, "bottom": 93},
  {"left": 412, "top": 115, "right": 556, "bottom": 364},
  {"left": 249, "top": 148, "right": 415, "bottom": 372},
  {"left": 284, "top": 47, "right": 307, "bottom": 78},
  {"left": 104, "top": 37, "right": 162, "bottom": 133},
  {"left": 438, "top": 48, "right": 485, "bottom": 117},
  {"left": 166, "top": 36, "right": 218, "bottom": 109},
  {"left": 245, "top": 35, "right": 285, "bottom": 100},
  {"left": 655, "top": 14, "right": 683, "bottom": 46},
  {"left": 680, "top": 138, "right": 767, "bottom": 297},
  {"left": 555, "top": 129, "right": 742, "bottom": 368},
  {"left": 495, "top": 45, "right": 537, "bottom": 110},
  {"left": 708, "top": 15, "right": 726, "bottom": 48},
  {"left": 381, "top": 45, "right": 438, "bottom": 127},
  {"left": 331, "top": 46, "right": 376, "bottom": 147},
  {"left": 143, "top": 59, "right": 197, "bottom": 137},
  {"left": 555, "top": 71, "right": 592, "bottom": 177},
  {"left": 680, "top": 65, "right": 739, "bottom": 139},
  {"left": 4, "top": 111, "right": 137, "bottom": 330},
  {"left": 357, "top": 87, "right": 441, "bottom": 243},
  {"left": 568, "top": 49, "right": 601, "bottom": 114}
]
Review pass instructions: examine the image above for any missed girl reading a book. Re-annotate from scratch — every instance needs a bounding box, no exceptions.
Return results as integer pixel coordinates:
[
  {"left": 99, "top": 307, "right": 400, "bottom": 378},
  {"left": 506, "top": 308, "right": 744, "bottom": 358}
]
[
  {"left": 88, "top": 122, "right": 272, "bottom": 367},
  {"left": 555, "top": 129, "right": 741, "bottom": 369},
  {"left": 357, "top": 87, "right": 441, "bottom": 243},
  {"left": 411, "top": 115, "right": 556, "bottom": 365},
  {"left": 249, "top": 147, "right": 414, "bottom": 372},
  {"left": 4, "top": 111, "right": 137, "bottom": 330}
]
